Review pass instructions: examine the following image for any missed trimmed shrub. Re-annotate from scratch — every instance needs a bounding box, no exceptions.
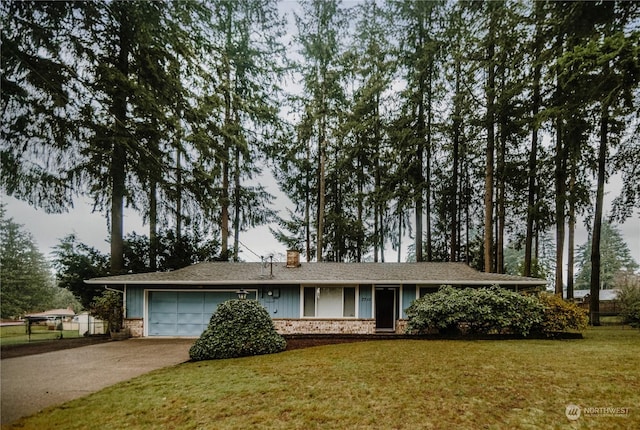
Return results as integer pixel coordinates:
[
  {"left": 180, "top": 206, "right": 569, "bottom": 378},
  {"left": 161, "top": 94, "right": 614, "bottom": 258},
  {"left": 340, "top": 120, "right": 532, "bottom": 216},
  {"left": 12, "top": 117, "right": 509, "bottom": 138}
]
[
  {"left": 533, "top": 293, "right": 588, "bottom": 334},
  {"left": 406, "top": 286, "right": 590, "bottom": 337},
  {"left": 189, "top": 299, "right": 286, "bottom": 361},
  {"left": 405, "top": 286, "right": 466, "bottom": 335},
  {"left": 405, "top": 286, "right": 544, "bottom": 337}
]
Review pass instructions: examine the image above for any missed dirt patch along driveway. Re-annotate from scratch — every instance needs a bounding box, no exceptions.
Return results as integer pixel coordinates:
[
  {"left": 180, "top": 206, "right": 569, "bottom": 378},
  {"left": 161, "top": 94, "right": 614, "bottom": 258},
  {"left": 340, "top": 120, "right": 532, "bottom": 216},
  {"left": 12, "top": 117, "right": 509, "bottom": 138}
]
[{"left": 1, "top": 338, "right": 193, "bottom": 425}]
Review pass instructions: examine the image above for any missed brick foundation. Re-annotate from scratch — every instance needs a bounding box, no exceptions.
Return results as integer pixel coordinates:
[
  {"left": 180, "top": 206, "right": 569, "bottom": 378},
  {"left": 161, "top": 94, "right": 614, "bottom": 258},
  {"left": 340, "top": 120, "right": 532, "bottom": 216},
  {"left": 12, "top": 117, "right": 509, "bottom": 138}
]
[
  {"left": 395, "top": 319, "right": 408, "bottom": 334},
  {"left": 124, "top": 318, "right": 144, "bottom": 337},
  {"left": 273, "top": 319, "right": 377, "bottom": 334},
  {"left": 127, "top": 317, "right": 409, "bottom": 337}
]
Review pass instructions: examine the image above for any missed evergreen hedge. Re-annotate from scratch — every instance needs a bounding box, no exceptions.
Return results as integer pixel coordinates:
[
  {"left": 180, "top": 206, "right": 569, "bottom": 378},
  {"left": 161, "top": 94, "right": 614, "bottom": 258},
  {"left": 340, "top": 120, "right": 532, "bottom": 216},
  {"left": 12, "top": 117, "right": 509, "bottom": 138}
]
[
  {"left": 189, "top": 299, "right": 286, "bottom": 361},
  {"left": 406, "top": 286, "right": 588, "bottom": 337}
]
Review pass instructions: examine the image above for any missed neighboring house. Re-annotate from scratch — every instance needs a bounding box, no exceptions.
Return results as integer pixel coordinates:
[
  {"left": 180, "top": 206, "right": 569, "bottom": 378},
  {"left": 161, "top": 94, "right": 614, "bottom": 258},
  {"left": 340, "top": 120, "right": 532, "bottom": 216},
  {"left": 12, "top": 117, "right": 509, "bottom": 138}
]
[
  {"left": 24, "top": 308, "right": 76, "bottom": 326},
  {"left": 85, "top": 251, "right": 546, "bottom": 337},
  {"left": 571, "top": 289, "right": 622, "bottom": 315},
  {"left": 24, "top": 308, "right": 76, "bottom": 334},
  {"left": 570, "top": 289, "right": 619, "bottom": 302}
]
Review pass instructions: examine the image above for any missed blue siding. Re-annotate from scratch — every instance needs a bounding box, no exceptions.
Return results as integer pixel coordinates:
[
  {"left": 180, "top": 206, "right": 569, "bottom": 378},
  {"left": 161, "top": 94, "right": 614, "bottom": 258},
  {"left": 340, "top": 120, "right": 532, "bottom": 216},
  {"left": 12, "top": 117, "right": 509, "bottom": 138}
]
[
  {"left": 130, "top": 283, "right": 390, "bottom": 335},
  {"left": 258, "top": 285, "right": 300, "bottom": 318},
  {"left": 402, "top": 285, "right": 417, "bottom": 318},
  {"left": 126, "top": 286, "right": 144, "bottom": 318},
  {"left": 359, "top": 285, "right": 372, "bottom": 318}
]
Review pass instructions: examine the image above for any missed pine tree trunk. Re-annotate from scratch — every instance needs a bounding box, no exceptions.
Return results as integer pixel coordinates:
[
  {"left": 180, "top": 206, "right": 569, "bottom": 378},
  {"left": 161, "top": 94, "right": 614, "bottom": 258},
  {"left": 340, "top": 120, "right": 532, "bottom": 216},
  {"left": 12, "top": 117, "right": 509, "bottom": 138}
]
[
  {"left": 524, "top": 0, "right": 543, "bottom": 277},
  {"left": 110, "top": 7, "right": 130, "bottom": 274},
  {"left": 450, "top": 60, "right": 461, "bottom": 262},
  {"left": 110, "top": 146, "right": 125, "bottom": 274},
  {"left": 220, "top": 4, "right": 233, "bottom": 262},
  {"left": 305, "top": 140, "right": 311, "bottom": 262},
  {"left": 425, "top": 74, "right": 433, "bottom": 262},
  {"left": 233, "top": 143, "right": 241, "bottom": 262},
  {"left": 221, "top": 155, "right": 229, "bottom": 260},
  {"left": 483, "top": 6, "right": 496, "bottom": 273},
  {"left": 175, "top": 148, "right": 182, "bottom": 242},
  {"left": 374, "top": 150, "right": 380, "bottom": 262},
  {"left": 357, "top": 152, "right": 363, "bottom": 262},
  {"left": 317, "top": 137, "right": 325, "bottom": 262},
  {"left": 379, "top": 201, "right": 385, "bottom": 262},
  {"left": 590, "top": 104, "right": 608, "bottom": 326},
  {"left": 496, "top": 103, "right": 506, "bottom": 274},
  {"left": 567, "top": 167, "right": 576, "bottom": 300},
  {"left": 554, "top": 117, "right": 566, "bottom": 296},
  {"left": 415, "top": 94, "right": 424, "bottom": 263},
  {"left": 149, "top": 179, "right": 157, "bottom": 271},
  {"left": 397, "top": 204, "right": 402, "bottom": 263}
]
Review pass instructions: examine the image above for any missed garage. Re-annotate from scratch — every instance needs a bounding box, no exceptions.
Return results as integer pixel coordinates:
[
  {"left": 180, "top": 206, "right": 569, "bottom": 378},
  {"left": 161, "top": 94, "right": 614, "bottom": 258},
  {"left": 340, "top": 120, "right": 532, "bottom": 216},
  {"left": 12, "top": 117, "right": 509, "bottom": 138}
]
[{"left": 147, "top": 290, "right": 240, "bottom": 336}]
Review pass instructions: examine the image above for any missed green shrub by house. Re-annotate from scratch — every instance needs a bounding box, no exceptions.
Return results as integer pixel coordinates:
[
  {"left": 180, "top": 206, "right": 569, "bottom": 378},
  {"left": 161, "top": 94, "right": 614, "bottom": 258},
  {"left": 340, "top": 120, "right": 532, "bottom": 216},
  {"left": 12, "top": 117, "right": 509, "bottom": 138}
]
[
  {"left": 406, "top": 286, "right": 588, "bottom": 337},
  {"left": 189, "top": 299, "right": 286, "bottom": 361},
  {"left": 406, "top": 286, "right": 544, "bottom": 336},
  {"left": 534, "top": 292, "right": 588, "bottom": 333}
]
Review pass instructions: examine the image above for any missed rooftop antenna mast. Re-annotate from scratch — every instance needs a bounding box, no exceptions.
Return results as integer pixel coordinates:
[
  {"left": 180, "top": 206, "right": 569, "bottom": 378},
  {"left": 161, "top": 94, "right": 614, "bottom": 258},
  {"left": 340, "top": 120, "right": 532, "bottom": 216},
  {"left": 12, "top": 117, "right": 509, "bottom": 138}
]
[{"left": 269, "top": 254, "right": 274, "bottom": 278}]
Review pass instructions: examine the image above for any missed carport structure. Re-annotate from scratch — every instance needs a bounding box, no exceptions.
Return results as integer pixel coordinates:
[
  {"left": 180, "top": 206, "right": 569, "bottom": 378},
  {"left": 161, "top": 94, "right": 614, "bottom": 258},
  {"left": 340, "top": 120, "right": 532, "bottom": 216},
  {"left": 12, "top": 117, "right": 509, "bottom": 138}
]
[{"left": 24, "top": 308, "right": 76, "bottom": 341}]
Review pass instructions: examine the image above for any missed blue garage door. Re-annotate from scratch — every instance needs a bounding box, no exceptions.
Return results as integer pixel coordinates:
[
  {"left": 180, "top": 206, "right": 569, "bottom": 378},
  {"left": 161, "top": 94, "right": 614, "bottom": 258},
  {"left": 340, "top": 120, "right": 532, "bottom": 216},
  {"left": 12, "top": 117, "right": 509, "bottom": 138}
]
[{"left": 148, "top": 291, "right": 237, "bottom": 336}]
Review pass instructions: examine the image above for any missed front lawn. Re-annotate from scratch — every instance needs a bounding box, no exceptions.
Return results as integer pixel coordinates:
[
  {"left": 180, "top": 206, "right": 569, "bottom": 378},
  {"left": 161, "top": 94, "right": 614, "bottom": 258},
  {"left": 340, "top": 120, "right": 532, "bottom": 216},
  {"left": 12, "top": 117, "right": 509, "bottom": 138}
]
[{"left": 3, "top": 327, "right": 639, "bottom": 429}]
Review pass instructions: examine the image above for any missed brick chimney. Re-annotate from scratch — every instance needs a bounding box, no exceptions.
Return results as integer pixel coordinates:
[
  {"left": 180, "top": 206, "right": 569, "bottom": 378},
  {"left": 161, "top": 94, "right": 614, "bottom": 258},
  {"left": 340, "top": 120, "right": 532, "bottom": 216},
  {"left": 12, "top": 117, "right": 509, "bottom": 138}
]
[{"left": 286, "top": 250, "right": 301, "bottom": 268}]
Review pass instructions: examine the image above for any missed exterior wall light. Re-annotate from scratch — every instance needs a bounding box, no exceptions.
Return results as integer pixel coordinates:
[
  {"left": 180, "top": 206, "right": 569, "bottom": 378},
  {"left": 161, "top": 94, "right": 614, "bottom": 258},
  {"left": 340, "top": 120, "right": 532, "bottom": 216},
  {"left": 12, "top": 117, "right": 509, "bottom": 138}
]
[{"left": 236, "top": 289, "right": 249, "bottom": 300}]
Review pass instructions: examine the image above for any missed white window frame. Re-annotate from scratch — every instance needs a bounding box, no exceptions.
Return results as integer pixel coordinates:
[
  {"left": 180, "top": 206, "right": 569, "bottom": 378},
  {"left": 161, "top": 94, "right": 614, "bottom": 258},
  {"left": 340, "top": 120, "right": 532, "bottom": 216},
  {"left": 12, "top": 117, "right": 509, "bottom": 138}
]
[{"left": 300, "top": 285, "right": 358, "bottom": 319}]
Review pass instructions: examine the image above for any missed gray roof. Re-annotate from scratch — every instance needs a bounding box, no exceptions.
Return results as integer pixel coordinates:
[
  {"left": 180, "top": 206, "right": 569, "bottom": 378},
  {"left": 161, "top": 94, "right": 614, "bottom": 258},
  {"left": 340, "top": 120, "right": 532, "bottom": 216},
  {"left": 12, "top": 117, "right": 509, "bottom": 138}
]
[{"left": 86, "top": 262, "right": 546, "bottom": 286}]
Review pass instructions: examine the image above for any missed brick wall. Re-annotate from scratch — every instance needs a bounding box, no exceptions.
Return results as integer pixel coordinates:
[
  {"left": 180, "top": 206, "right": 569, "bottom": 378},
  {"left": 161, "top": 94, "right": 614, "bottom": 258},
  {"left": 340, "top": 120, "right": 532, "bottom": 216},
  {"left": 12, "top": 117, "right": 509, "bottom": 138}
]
[
  {"left": 273, "top": 319, "right": 377, "bottom": 334},
  {"left": 126, "top": 317, "right": 409, "bottom": 337},
  {"left": 124, "top": 318, "right": 143, "bottom": 337},
  {"left": 395, "top": 319, "right": 408, "bottom": 334}
]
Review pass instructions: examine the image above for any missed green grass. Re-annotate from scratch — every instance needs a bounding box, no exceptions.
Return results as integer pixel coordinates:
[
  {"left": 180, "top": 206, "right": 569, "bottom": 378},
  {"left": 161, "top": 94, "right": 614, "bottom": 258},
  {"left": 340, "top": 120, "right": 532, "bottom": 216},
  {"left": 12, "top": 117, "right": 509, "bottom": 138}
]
[
  {"left": 599, "top": 315, "right": 625, "bottom": 325},
  {"left": 4, "top": 327, "right": 639, "bottom": 430},
  {"left": 0, "top": 325, "right": 82, "bottom": 346}
]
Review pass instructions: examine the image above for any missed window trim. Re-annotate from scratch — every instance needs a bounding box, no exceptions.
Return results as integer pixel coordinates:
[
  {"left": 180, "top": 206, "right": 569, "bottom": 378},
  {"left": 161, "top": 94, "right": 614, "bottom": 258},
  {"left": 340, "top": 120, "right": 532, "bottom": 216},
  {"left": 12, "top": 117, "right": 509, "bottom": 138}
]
[{"left": 300, "top": 284, "right": 359, "bottom": 319}]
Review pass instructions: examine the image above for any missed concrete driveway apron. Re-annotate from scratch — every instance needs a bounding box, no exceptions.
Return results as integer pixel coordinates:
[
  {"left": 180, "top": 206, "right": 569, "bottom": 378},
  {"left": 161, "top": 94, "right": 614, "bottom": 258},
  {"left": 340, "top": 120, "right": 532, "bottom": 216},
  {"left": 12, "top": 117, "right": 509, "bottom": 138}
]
[{"left": 1, "top": 338, "right": 193, "bottom": 424}]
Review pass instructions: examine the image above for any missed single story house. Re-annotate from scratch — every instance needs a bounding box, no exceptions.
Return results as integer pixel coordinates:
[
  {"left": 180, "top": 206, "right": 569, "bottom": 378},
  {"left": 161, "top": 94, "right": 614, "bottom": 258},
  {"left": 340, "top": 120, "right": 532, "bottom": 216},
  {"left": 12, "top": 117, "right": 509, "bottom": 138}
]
[
  {"left": 24, "top": 308, "right": 76, "bottom": 326},
  {"left": 569, "top": 289, "right": 619, "bottom": 302},
  {"left": 571, "top": 289, "right": 622, "bottom": 315},
  {"left": 86, "top": 251, "right": 546, "bottom": 337}
]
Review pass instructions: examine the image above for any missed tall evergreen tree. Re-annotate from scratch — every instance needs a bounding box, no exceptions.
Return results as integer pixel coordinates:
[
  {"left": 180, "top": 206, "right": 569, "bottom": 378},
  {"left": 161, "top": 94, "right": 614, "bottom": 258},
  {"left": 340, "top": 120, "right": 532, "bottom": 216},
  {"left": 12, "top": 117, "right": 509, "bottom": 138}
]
[
  {"left": 286, "top": 0, "right": 346, "bottom": 262},
  {"left": 341, "top": 0, "right": 394, "bottom": 262},
  {"left": 2, "top": 2, "right": 210, "bottom": 272},
  {"left": 0, "top": 206, "right": 58, "bottom": 318},
  {"left": 392, "top": 0, "right": 445, "bottom": 262},
  {"left": 202, "top": 0, "right": 285, "bottom": 261},
  {"left": 1, "top": 1, "right": 81, "bottom": 212},
  {"left": 575, "top": 221, "right": 639, "bottom": 291}
]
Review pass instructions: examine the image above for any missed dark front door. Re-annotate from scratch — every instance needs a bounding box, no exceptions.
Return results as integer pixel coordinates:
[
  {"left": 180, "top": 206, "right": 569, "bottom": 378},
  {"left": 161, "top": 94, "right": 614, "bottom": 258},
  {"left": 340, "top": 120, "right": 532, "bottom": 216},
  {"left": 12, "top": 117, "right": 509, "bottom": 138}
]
[{"left": 375, "top": 288, "right": 396, "bottom": 331}]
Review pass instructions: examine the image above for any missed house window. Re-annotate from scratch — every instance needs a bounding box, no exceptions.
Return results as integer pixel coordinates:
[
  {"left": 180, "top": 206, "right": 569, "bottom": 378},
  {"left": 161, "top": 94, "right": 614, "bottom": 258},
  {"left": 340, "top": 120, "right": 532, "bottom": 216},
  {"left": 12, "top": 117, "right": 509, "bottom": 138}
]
[
  {"left": 303, "top": 287, "right": 356, "bottom": 318},
  {"left": 419, "top": 287, "right": 438, "bottom": 297}
]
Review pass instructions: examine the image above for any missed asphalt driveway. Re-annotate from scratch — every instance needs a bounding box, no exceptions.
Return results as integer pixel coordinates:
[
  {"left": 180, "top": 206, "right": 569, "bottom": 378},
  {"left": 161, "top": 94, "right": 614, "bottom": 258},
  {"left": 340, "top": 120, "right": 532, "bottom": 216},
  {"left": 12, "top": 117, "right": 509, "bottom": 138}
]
[{"left": 1, "top": 338, "right": 193, "bottom": 424}]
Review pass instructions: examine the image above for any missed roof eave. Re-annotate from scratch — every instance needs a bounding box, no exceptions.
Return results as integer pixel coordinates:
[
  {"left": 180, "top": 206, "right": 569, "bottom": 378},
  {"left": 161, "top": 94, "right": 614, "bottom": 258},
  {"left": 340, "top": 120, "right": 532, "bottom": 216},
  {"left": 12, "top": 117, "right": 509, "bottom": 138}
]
[{"left": 85, "top": 279, "right": 545, "bottom": 286}]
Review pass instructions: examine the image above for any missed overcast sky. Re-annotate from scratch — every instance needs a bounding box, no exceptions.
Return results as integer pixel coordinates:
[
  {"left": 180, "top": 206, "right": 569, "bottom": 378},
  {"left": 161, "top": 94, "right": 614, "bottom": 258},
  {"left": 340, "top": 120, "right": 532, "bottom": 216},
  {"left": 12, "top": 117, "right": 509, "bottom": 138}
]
[{"left": 2, "top": 170, "right": 639, "bottom": 272}]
